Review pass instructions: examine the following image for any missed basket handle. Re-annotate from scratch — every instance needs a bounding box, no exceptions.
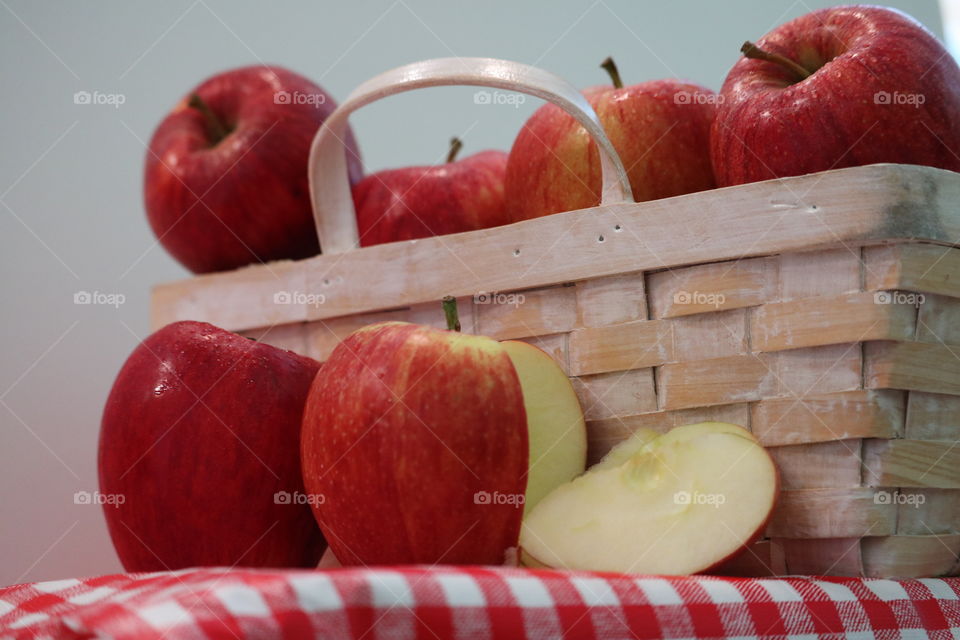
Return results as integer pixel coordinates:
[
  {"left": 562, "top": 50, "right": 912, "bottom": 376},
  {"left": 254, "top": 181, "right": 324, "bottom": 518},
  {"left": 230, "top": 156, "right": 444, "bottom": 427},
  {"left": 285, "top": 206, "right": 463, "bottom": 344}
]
[{"left": 308, "top": 57, "right": 634, "bottom": 255}]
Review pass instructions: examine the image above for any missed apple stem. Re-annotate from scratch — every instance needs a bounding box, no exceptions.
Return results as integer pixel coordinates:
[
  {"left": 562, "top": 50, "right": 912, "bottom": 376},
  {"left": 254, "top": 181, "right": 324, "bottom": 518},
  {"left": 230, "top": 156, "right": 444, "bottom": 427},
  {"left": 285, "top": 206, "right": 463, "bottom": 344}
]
[
  {"left": 442, "top": 296, "right": 461, "bottom": 332},
  {"left": 740, "top": 41, "right": 811, "bottom": 80},
  {"left": 446, "top": 137, "right": 463, "bottom": 163},
  {"left": 600, "top": 57, "right": 624, "bottom": 89},
  {"left": 188, "top": 94, "right": 230, "bottom": 143}
]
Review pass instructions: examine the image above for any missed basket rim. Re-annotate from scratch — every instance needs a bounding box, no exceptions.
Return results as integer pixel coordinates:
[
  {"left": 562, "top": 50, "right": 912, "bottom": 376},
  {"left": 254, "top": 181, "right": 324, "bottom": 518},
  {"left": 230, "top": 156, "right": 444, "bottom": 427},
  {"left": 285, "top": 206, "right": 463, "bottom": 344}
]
[{"left": 151, "top": 163, "right": 960, "bottom": 331}]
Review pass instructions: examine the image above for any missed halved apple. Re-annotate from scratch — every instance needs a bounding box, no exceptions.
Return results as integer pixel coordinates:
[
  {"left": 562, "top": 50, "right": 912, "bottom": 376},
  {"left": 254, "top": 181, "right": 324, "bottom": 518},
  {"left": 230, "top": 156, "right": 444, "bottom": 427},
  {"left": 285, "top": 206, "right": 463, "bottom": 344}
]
[
  {"left": 520, "top": 422, "right": 778, "bottom": 574},
  {"left": 301, "top": 323, "right": 586, "bottom": 566}
]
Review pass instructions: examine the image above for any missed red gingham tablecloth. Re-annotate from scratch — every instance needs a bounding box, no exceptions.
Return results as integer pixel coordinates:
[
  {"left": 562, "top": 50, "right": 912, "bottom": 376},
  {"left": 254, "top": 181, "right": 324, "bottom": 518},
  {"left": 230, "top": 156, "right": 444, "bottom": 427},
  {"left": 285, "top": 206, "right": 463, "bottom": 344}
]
[{"left": 1, "top": 566, "right": 959, "bottom": 639}]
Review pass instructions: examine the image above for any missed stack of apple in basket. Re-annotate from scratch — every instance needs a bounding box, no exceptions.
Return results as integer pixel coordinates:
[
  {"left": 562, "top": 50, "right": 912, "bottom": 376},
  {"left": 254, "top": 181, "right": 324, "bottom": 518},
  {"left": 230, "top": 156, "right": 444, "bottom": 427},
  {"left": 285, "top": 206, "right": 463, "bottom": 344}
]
[{"left": 101, "top": 6, "right": 960, "bottom": 578}]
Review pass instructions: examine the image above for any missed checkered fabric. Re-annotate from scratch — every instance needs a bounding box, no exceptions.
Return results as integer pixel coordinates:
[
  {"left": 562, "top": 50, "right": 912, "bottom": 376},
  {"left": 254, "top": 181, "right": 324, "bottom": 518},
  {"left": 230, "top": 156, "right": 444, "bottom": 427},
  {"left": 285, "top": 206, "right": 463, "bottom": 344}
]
[{"left": 1, "top": 567, "right": 959, "bottom": 639}]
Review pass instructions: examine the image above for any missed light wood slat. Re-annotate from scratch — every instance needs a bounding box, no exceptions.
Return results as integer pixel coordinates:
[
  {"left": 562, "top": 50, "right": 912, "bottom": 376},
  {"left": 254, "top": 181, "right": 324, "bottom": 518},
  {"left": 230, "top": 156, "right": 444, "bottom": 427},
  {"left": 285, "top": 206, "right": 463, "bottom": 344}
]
[
  {"left": 778, "top": 247, "right": 862, "bottom": 300},
  {"left": 568, "top": 320, "right": 671, "bottom": 376},
  {"left": 751, "top": 389, "right": 904, "bottom": 447},
  {"left": 569, "top": 309, "right": 748, "bottom": 377},
  {"left": 585, "top": 404, "right": 750, "bottom": 465},
  {"left": 895, "top": 489, "right": 960, "bottom": 535},
  {"left": 647, "top": 256, "right": 776, "bottom": 318},
  {"left": 780, "top": 537, "right": 865, "bottom": 576},
  {"left": 238, "top": 323, "right": 310, "bottom": 356},
  {"left": 863, "top": 439, "right": 960, "bottom": 488},
  {"left": 865, "top": 244, "right": 960, "bottom": 300},
  {"left": 151, "top": 260, "right": 306, "bottom": 331},
  {"left": 657, "top": 354, "right": 772, "bottom": 410},
  {"left": 766, "top": 488, "right": 895, "bottom": 538},
  {"left": 861, "top": 535, "right": 960, "bottom": 578},
  {"left": 905, "top": 392, "right": 960, "bottom": 439},
  {"left": 671, "top": 309, "right": 749, "bottom": 362},
  {"left": 866, "top": 341, "right": 960, "bottom": 396},
  {"left": 767, "top": 440, "right": 863, "bottom": 489},
  {"left": 474, "top": 285, "right": 576, "bottom": 340},
  {"left": 570, "top": 369, "right": 657, "bottom": 421},
  {"left": 764, "top": 343, "right": 863, "bottom": 398},
  {"left": 153, "top": 164, "right": 960, "bottom": 332},
  {"left": 750, "top": 291, "right": 917, "bottom": 352},
  {"left": 916, "top": 294, "right": 960, "bottom": 345},
  {"left": 575, "top": 272, "right": 646, "bottom": 328}
]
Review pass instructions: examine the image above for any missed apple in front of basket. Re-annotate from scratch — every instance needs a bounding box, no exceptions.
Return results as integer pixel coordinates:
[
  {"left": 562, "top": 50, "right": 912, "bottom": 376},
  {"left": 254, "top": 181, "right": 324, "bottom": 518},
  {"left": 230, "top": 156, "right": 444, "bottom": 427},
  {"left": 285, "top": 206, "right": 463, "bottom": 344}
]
[
  {"left": 520, "top": 422, "right": 779, "bottom": 574},
  {"left": 299, "top": 299, "right": 588, "bottom": 565}
]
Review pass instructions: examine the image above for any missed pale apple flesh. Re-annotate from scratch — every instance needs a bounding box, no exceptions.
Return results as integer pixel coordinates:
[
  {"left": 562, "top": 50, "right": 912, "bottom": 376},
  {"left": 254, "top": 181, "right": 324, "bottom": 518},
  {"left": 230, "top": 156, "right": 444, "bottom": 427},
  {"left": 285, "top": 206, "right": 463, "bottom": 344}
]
[
  {"left": 501, "top": 340, "right": 587, "bottom": 513},
  {"left": 520, "top": 422, "right": 777, "bottom": 575}
]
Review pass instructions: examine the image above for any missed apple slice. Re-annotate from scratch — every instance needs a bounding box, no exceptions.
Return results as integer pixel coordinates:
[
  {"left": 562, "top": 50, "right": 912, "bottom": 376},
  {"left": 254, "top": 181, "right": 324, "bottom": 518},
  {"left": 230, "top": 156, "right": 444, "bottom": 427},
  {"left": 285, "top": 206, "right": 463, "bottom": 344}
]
[
  {"left": 501, "top": 340, "right": 586, "bottom": 513},
  {"left": 520, "top": 422, "right": 778, "bottom": 574}
]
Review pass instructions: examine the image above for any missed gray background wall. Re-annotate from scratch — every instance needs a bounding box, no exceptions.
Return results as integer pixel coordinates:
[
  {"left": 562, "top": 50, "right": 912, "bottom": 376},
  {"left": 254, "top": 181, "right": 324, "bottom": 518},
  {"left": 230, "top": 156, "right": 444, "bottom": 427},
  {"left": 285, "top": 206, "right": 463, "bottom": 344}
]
[{"left": 0, "top": 0, "right": 944, "bottom": 585}]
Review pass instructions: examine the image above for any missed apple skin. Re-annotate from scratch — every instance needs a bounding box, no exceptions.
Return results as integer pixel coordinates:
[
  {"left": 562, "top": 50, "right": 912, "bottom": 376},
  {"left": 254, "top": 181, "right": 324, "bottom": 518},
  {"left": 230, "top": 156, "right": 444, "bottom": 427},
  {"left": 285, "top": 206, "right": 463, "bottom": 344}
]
[
  {"left": 711, "top": 5, "right": 960, "bottom": 186},
  {"left": 505, "top": 79, "right": 717, "bottom": 220},
  {"left": 300, "top": 321, "right": 529, "bottom": 565},
  {"left": 352, "top": 150, "right": 509, "bottom": 247},
  {"left": 98, "top": 321, "right": 324, "bottom": 571},
  {"left": 144, "top": 65, "right": 363, "bottom": 273}
]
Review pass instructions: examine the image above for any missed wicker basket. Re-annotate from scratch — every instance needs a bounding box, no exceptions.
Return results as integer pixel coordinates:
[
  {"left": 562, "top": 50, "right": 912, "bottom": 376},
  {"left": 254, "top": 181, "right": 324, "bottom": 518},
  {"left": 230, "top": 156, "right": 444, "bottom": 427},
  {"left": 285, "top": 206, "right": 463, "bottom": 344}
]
[{"left": 151, "top": 58, "right": 960, "bottom": 578}]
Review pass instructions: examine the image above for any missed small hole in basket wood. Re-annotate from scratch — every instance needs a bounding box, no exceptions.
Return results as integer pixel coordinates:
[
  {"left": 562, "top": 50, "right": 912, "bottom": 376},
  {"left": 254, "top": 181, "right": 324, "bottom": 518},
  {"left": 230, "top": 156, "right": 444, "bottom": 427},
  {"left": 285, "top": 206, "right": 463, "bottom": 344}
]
[
  {"left": 513, "top": 249, "right": 521, "bottom": 257},
  {"left": 598, "top": 235, "right": 605, "bottom": 243},
  {"left": 614, "top": 224, "right": 622, "bottom": 232},
  {"left": 322, "top": 279, "right": 331, "bottom": 286}
]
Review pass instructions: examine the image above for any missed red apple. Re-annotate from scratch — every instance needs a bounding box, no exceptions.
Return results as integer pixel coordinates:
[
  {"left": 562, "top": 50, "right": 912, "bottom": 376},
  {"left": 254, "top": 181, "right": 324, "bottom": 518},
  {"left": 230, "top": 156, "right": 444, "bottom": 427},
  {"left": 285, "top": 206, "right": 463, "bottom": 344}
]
[
  {"left": 98, "top": 321, "right": 324, "bottom": 571},
  {"left": 505, "top": 58, "right": 717, "bottom": 221},
  {"left": 145, "top": 65, "right": 363, "bottom": 273},
  {"left": 352, "top": 138, "right": 509, "bottom": 247},
  {"left": 520, "top": 422, "right": 779, "bottom": 574},
  {"left": 711, "top": 5, "right": 960, "bottom": 186},
  {"left": 301, "top": 304, "right": 587, "bottom": 565}
]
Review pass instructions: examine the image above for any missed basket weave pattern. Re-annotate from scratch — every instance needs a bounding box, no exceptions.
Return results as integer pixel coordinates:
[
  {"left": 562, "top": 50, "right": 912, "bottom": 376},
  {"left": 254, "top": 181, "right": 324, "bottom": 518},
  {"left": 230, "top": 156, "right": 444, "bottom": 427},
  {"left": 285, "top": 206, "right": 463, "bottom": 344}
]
[{"left": 224, "top": 241, "right": 960, "bottom": 578}]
